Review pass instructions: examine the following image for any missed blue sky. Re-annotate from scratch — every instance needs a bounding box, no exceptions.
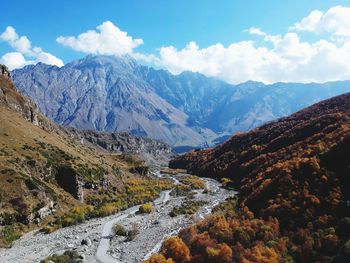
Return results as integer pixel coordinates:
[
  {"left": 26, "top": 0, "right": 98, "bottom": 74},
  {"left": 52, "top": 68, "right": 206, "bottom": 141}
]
[{"left": 1, "top": 0, "right": 350, "bottom": 84}]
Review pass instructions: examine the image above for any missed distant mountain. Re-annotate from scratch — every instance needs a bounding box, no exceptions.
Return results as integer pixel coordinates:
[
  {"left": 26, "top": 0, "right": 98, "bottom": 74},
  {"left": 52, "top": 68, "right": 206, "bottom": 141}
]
[
  {"left": 168, "top": 93, "right": 350, "bottom": 262},
  {"left": 12, "top": 56, "right": 217, "bottom": 149},
  {"left": 12, "top": 55, "right": 350, "bottom": 149}
]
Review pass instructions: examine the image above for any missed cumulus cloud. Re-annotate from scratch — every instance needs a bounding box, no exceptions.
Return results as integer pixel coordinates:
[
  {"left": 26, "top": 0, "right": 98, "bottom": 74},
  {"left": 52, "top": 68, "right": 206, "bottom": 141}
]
[
  {"left": 0, "top": 26, "right": 64, "bottom": 70},
  {"left": 150, "top": 6, "right": 350, "bottom": 84},
  {"left": 247, "top": 27, "right": 281, "bottom": 44},
  {"left": 153, "top": 27, "right": 350, "bottom": 84},
  {"left": 57, "top": 21, "right": 143, "bottom": 56},
  {"left": 290, "top": 10, "right": 324, "bottom": 33},
  {"left": 4, "top": 8, "right": 350, "bottom": 84},
  {"left": 0, "top": 26, "right": 31, "bottom": 54},
  {"left": 0, "top": 52, "right": 33, "bottom": 70},
  {"left": 291, "top": 6, "right": 350, "bottom": 39},
  {"left": 54, "top": 18, "right": 350, "bottom": 84}
]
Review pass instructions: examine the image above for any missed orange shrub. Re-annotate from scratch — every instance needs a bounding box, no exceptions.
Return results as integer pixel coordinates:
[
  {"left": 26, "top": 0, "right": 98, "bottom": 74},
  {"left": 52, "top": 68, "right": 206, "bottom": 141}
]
[{"left": 161, "top": 236, "right": 191, "bottom": 262}]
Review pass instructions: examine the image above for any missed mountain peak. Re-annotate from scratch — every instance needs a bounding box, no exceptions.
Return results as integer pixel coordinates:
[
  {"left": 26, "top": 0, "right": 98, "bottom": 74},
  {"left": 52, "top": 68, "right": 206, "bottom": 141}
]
[{"left": 67, "top": 54, "right": 138, "bottom": 71}]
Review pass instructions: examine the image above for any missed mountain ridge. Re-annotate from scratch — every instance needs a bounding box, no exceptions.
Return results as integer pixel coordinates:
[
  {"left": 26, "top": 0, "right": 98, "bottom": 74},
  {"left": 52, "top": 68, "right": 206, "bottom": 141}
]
[
  {"left": 12, "top": 56, "right": 218, "bottom": 148},
  {"left": 164, "top": 92, "right": 350, "bottom": 262}
]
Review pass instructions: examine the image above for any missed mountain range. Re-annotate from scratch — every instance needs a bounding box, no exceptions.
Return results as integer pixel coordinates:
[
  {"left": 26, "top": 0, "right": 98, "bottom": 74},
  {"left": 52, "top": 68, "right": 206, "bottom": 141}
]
[{"left": 12, "top": 55, "right": 350, "bottom": 151}]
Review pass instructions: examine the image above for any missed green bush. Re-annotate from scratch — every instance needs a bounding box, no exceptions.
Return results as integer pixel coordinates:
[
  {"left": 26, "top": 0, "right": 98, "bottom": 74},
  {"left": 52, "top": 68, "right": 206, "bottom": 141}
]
[
  {"left": 339, "top": 217, "right": 350, "bottom": 237},
  {"left": 169, "top": 200, "right": 207, "bottom": 217},
  {"left": 41, "top": 250, "right": 81, "bottom": 263},
  {"left": 170, "top": 185, "right": 194, "bottom": 198},
  {"left": 113, "top": 224, "right": 128, "bottom": 236},
  {"left": 126, "top": 223, "right": 139, "bottom": 241},
  {"left": 0, "top": 224, "right": 22, "bottom": 247}
]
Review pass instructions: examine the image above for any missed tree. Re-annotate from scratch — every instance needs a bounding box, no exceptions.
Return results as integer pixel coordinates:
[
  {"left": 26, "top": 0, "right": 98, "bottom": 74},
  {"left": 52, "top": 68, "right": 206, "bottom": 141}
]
[
  {"left": 161, "top": 236, "right": 191, "bottom": 262},
  {"left": 207, "top": 243, "right": 233, "bottom": 263}
]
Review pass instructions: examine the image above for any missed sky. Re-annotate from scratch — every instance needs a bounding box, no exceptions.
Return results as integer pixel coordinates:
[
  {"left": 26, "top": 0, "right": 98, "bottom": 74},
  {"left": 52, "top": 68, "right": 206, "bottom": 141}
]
[{"left": 1, "top": 0, "right": 350, "bottom": 84}]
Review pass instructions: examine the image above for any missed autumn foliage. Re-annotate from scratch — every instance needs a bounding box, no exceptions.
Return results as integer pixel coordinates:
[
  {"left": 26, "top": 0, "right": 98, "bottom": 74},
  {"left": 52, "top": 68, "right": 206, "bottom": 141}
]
[
  {"left": 145, "top": 210, "right": 287, "bottom": 263},
  {"left": 167, "top": 93, "right": 350, "bottom": 262},
  {"left": 160, "top": 237, "right": 191, "bottom": 262}
]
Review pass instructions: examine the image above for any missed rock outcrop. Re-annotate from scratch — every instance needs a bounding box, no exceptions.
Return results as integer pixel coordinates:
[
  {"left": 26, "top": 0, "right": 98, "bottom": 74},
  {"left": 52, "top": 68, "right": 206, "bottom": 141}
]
[
  {"left": 0, "top": 64, "right": 11, "bottom": 79},
  {"left": 55, "top": 166, "right": 84, "bottom": 201},
  {"left": 69, "top": 129, "right": 174, "bottom": 166},
  {"left": 0, "top": 64, "right": 55, "bottom": 131}
]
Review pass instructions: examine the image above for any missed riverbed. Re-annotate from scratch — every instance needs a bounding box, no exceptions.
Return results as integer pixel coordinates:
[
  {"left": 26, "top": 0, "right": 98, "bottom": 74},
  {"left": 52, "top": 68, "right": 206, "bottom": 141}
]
[{"left": 0, "top": 170, "right": 235, "bottom": 263}]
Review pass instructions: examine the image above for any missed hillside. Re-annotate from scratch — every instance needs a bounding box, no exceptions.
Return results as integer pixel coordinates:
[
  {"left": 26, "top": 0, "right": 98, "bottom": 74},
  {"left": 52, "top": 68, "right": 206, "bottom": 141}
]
[
  {"left": 162, "top": 93, "right": 350, "bottom": 262},
  {"left": 0, "top": 65, "right": 173, "bottom": 247},
  {"left": 12, "top": 55, "right": 350, "bottom": 150}
]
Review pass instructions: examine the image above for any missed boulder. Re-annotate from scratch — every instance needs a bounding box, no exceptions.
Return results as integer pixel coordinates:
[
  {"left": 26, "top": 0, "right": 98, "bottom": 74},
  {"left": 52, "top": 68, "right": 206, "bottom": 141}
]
[{"left": 81, "top": 238, "right": 92, "bottom": 246}]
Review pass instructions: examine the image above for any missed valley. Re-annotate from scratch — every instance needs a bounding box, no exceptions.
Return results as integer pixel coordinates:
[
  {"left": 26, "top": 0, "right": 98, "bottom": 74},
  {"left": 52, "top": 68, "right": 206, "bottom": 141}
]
[
  {"left": 2, "top": 2, "right": 350, "bottom": 262},
  {"left": 1, "top": 63, "right": 350, "bottom": 263}
]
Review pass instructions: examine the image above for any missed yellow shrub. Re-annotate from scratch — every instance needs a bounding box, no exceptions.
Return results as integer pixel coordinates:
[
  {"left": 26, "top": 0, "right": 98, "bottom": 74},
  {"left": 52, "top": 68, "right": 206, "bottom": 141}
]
[
  {"left": 139, "top": 203, "right": 153, "bottom": 214},
  {"left": 221, "top": 178, "right": 233, "bottom": 187},
  {"left": 180, "top": 176, "right": 205, "bottom": 189}
]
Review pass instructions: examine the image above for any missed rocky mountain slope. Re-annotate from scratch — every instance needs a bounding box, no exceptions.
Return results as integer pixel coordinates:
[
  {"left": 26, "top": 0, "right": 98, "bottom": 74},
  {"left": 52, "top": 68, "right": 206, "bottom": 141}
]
[
  {"left": 0, "top": 65, "right": 55, "bottom": 131},
  {"left": 68, "top": 128, "right": 174, "bottom": 166},
  {"left": 12, "top": 55, "right": 350, "bottom": 150},
  {"left": 12, "top": 56, "right": 217, "bottom": 148},
  {"left": 0, "top": 65, "right": 173, "bottom": 247},
  {"left": 167, "top": 93, "right": 350, "bottom": 262}
]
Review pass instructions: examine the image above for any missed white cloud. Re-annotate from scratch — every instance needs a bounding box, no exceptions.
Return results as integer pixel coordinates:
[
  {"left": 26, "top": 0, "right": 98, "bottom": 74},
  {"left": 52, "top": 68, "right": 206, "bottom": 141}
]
[
  {"left": 0, "top": 52, "right": 33, "bottom": 70},
  {"left": 247, "top": 27, "right": 281, "bottom": 44},
  {"left": 141, "top": 6, "right": 350, "bottom": 84},
  {"left": 1, "top": 26, "right": 32, "bottom": 54},
  {"left": 0, "top": 26, "right": 18, "bottom": 42},
  {"left": 153, "top": 28, "right": 350, "bottom": 84},
  {"left": 3, "top": 10, "right": 350, "bottom": 84},
  {"left": 35, "top": 49, "right": 65, "bottom": 67},
  {"left": 291, "top": 6, "right": 350, "bottom": 38},
  {"left": 290, "top": 10, "right": 323, "bottom": 32},
  {"left": 57, "top": 21, "right": 143, "bottom": 56},
  {"left": 0, "top": 26, "right": 64, "bottom": 70}
]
